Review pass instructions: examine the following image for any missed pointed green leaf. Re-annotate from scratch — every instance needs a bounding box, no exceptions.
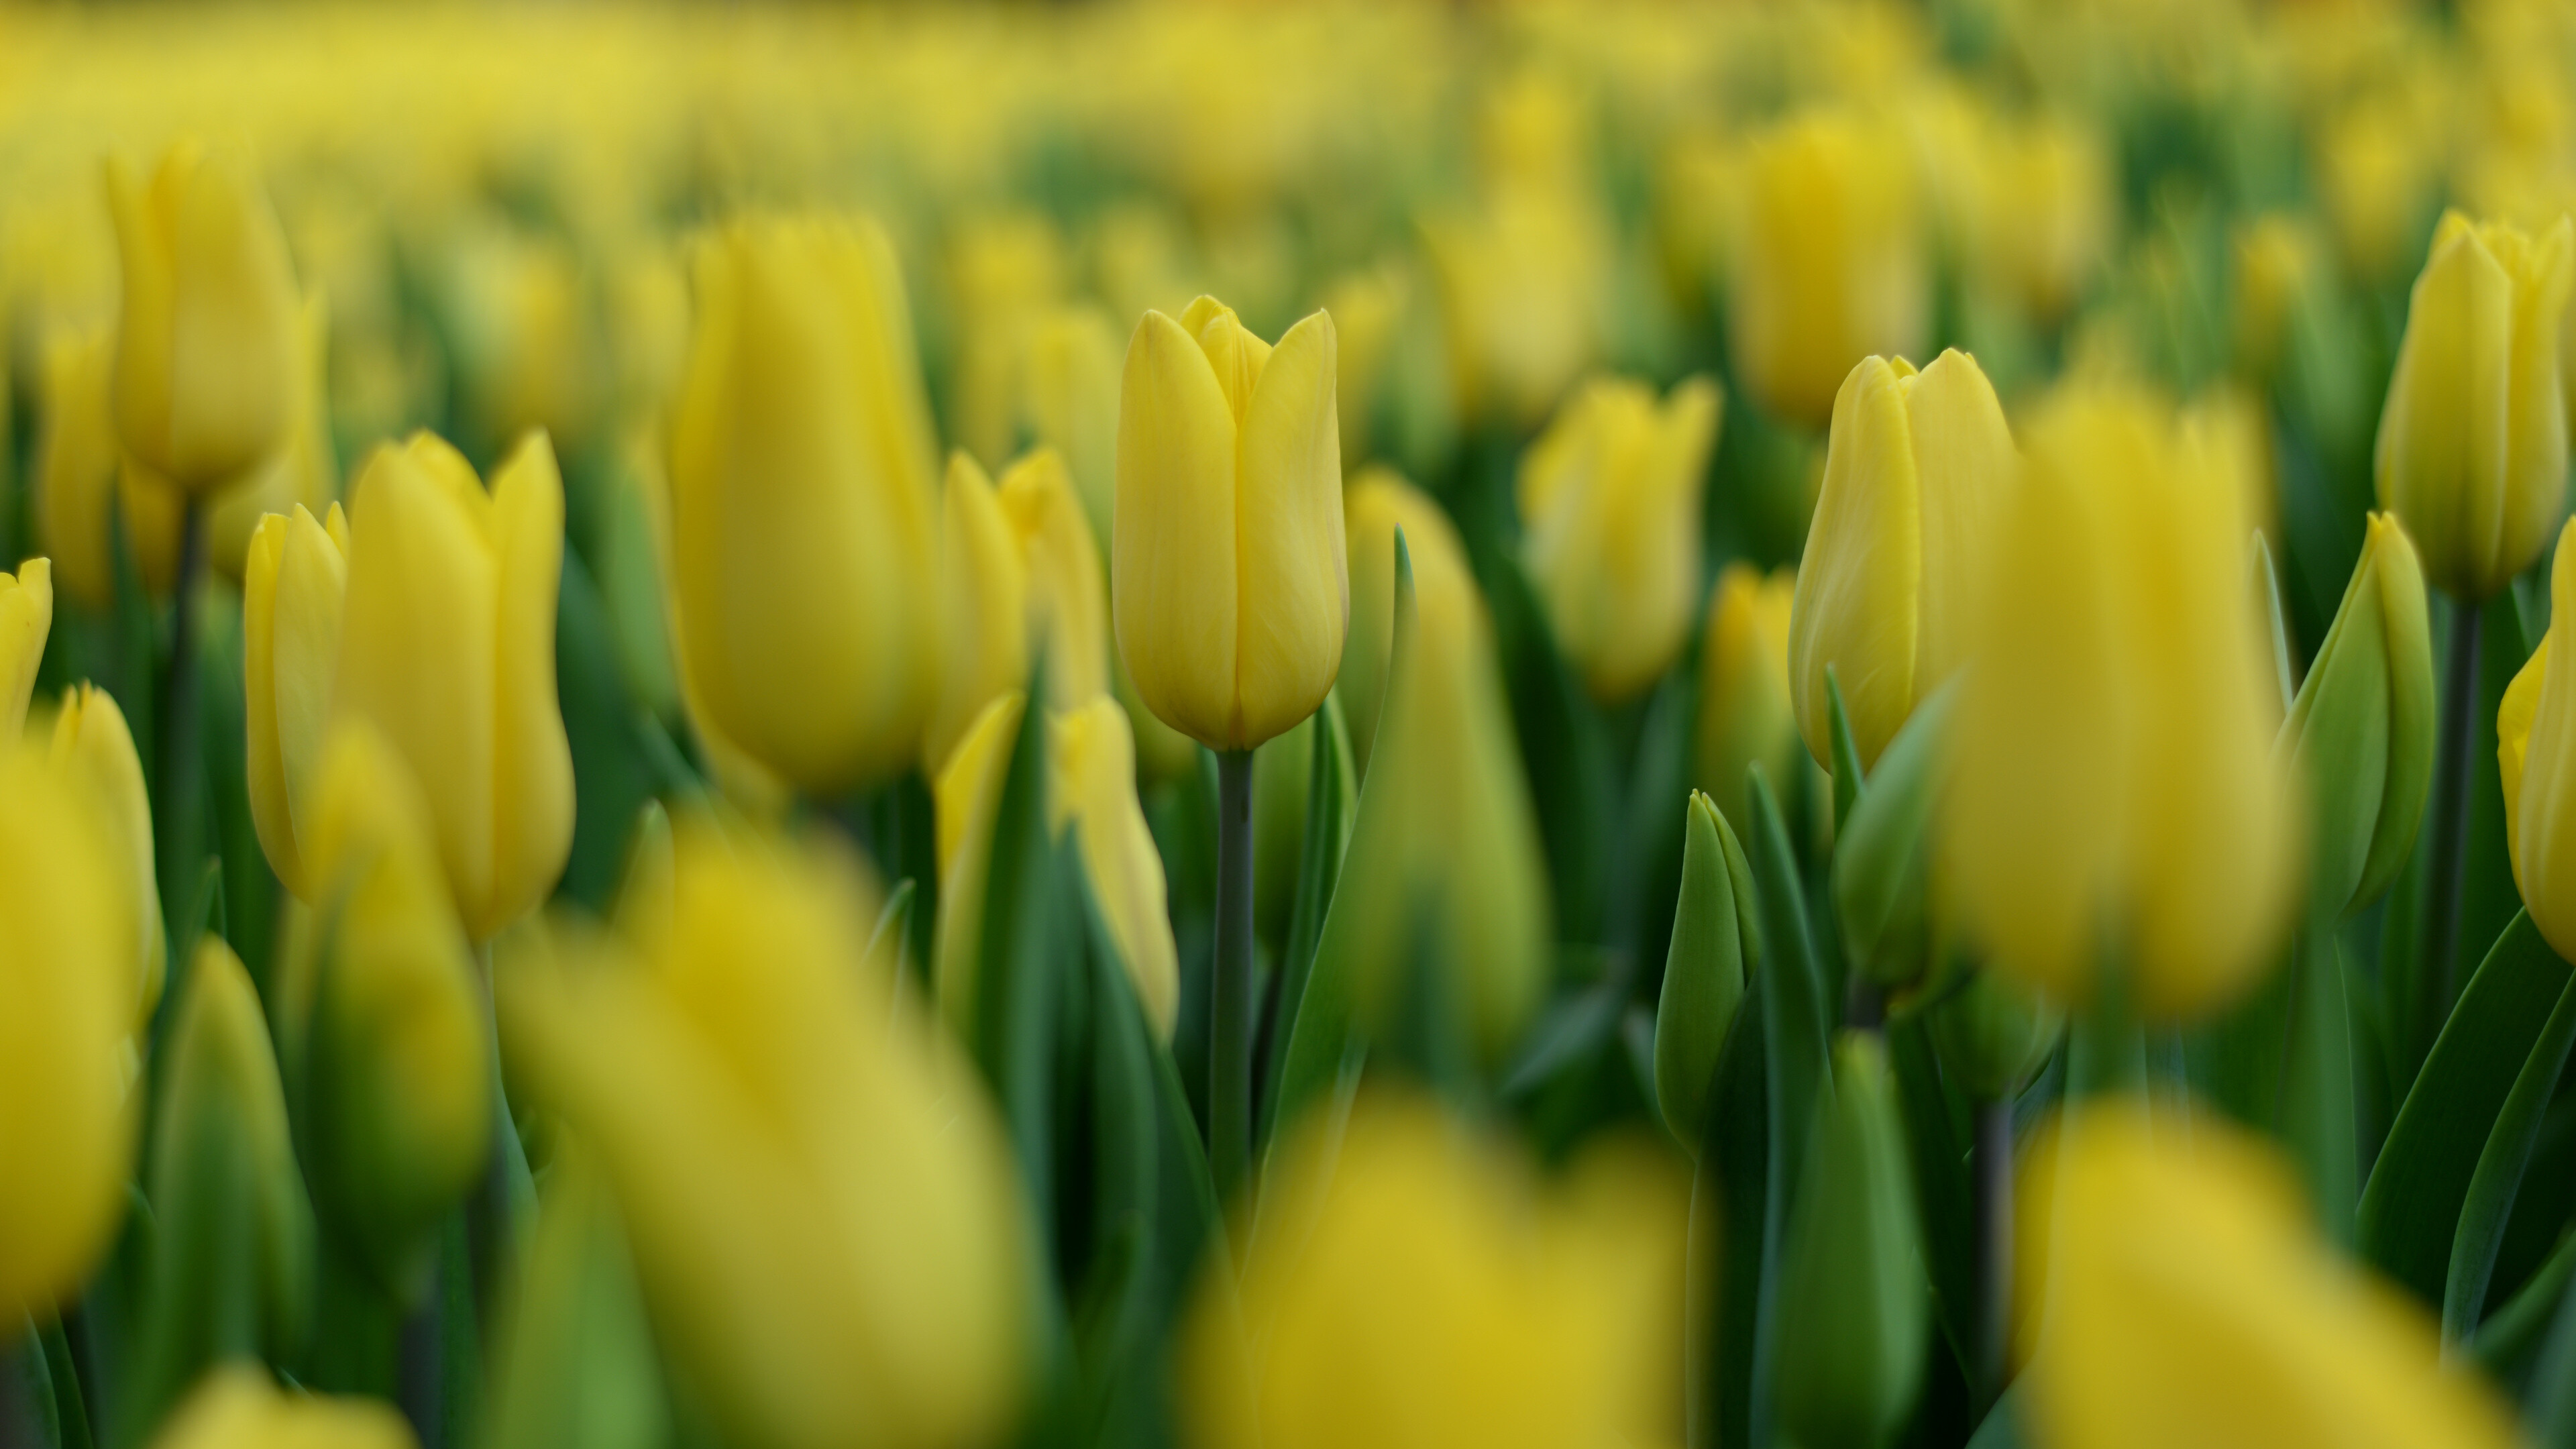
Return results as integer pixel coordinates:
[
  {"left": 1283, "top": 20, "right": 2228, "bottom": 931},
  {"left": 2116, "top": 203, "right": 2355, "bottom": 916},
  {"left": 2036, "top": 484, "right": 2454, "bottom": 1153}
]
[{"left": 2444, "top": 971, "right": 2576, "bottom": 1342}]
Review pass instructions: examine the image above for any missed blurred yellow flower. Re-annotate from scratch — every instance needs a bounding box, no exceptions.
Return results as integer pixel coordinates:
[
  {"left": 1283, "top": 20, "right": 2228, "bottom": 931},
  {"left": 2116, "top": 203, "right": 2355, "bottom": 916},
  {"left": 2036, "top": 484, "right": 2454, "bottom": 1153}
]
[
  {"left": 0, "top": 559, "right": 54, "bottom": 741},
  {"left": 48, "top": 683, "right": 164, "bottom": 1033},
  {"left": 209, "top": 292, "right": 338, "bottom": 586},
  {"left": 2500, "top": 516, "right": 2576, "bottom": 960},
  {"left": 1695, "top": 564, "right": 1798, "bottom": 845},
  {"left": 925, "top": 448, "right": 1112, "bottom": 775},
  {"left": 245, "top": 502, "right": 351, "bottom": 902},
  {"left": 1020, "top": 303, "right": 1123, "bottom": 551},
  {"left": 37, "top": 325, "right": 182, "bottom": 605},
  {"left": 148, "top": 1365, "right": 416, "bottom": 1449},
  {"left": 1340, "top": 466, "right": 1469, "bottom": 775},
  {"left": 1050, "top": 696, "right": 1181, "bottom": 1040}
]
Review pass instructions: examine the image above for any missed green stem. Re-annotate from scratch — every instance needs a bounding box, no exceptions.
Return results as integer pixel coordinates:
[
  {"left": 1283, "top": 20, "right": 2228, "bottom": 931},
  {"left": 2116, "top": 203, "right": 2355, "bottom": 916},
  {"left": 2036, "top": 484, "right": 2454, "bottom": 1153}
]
[
  {"left": 2420, "top": 599, "right": 2483, "bottom": 1054},
  {"left": 150, "top": 498, "right": 209, "bottom": 1049},
  {"left": 1211, "top": 748, "right": 1256, "bottom": 1199},
  {"left": 467, "top": 941, "right": 515, "bottom": 1339},
  {"left": 396, "top": 1273, "right": 441, "bottom": 1449}
]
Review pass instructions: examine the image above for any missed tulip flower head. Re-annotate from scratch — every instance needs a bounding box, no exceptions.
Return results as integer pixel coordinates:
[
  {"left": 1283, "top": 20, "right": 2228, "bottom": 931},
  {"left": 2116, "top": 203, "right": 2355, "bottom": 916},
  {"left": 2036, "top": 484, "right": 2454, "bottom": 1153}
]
[
  {"left": 2500, "top": 516, "right": 2576, "bottom": 961},
  {"left": 210, "top": 290, "right": 339, "bottom": 584},
  {"left": 38, "top": 325, "right": 183, "bottom": 606},
  {"left": 1518, "top": 374, "right": 1722, "bottom": 705},
  {"left": 1340, "top": 467, "right": 1471, "bottom": 773},
  {"left": 1790, "top": 350, "right": 2014, "bottom": 772},
  {"left": 2375, "top": 210, "right": 2575, "bottom": 602},
  {"left": 925, "top": 448, "right": 1112, "bottom": 773},
  {"left": 50, "top": 683, "right": 165, "bottom": 1033},
  {"left": 149, "top": 1365, "right": 417, "bottom": 1449},
  {"left": 0, "top": 559, "right": 53, "bottom": 742},
  {"left": 246, "top": 501, "right": 352, "bottom": 902},
  {"left": 1115, "top": 295, "right": 1346, "bottom": 753}
]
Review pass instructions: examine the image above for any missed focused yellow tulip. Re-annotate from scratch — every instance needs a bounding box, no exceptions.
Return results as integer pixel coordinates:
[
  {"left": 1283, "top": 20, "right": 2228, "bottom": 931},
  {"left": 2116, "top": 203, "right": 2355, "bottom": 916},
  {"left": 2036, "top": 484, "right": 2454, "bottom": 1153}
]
[
  {"left": 49, "top": 684, "right": 165, "bottom": 1033},
  {"left": 1944, "top": 386, "right": 2298, "bottom": 1020},
  {"left": 1019, "top": 303, "right": 1122, "bottom": 550},
  {"left": 1518, "top": 374, "right": 1721, "bottom": 704},
  {"left": 1790, "top": 350, "right": 2014, "bottom": 772},
  {"left": 332, "top": 431, "right": 574, "bottom": 942},
  {"left": 1730, "top": 111, "right": 1928, "bottom": 428},
  {"left": 274, "top": 724, "right": 491, "bottom": 1297},
  {"left": 1340, "top": 466, "right": 1474, "bottom": 775},
  {"left": 2498, "top": 517, "right": 2576, "bottom": 960},
  {"left": 148, "top": 1365, "right": 417, "bottom": 1449},
  {"left": 244, "top": 502, "right": 351, "bottom": 902},
  {"left": 2375, "top": 211, "right": 2575, "bottom": 601},
  {"left": 2017, "top": 1104, "right": 2518, "bottom": 1449},
  {"left": 924, "top": 449, "right": 1112, "bottom": 773},
  {"left": 36, "top": 325, "right": 183, "bottom": 606},
  {"left": 209, "top": 292, "right": 338, "bottom": 586},
  {"left": 0, "top": 559, "right": 54, "bottom": 741},
  {"left": 0, "top": 743, "right": 133, "bottom": 1316},
  {"left": 668, "top": 215, "right": 942, "bottom": 793},
  {"left": 105, "top": 139, "right": 302, "bottom": 493},
  {"left": 1114, "top": 295, "right": 1346, "bottom": 753},
  {"left": 1696, "top": 563, "right": 1799, "bottom": 839},
  {"left": 498, "top": 820, "right": 1032, "bottom": 1449}
]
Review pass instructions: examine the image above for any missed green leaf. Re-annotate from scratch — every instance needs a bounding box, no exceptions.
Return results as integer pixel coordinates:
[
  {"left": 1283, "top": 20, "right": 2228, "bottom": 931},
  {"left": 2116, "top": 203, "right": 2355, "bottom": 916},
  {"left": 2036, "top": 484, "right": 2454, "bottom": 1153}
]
[
  {"left": 2443, "top": 971, "right": 2576, "bottom": 1342},
  {"left": 2471, "top": 1210, "right": 2576, "bottom": 1382},
  {"left": 1483, "top": 550, "right": 1616, "bottom": 945},
  {"left": 37, "top": 1319, "right": 91, "bottom": 1449},
  {"left": 2359, "top": 910, "right": 2573, "bottom": 1306},
  {"left": 1257, "top": 692, "right": 1356, "bottom": 1151},
  {"left": 1741, "top": 767, "right": 1829, "bottom": 1449},
  {"left": 2529, "top": 1256, "right": 2576, "bottom": 1446},
  {"left": 1962, "top": 1381, "right": 2026, "bottom": 1449},
  {"left": 971, "top": 682, "right": 1069, "bottom": 1242},
  {"left": 2277, "top": 931, "right": 2359, "bottom": 1248},
  {"left": 1825, "top": 666, "right": 1865, "bottom": 836},
  {"left": 1688, "top": 971, "right": 1769, "bottom": 1449},
  {"left": 1890, "top": 1016, "right": 1976, "bottom": 1379}
]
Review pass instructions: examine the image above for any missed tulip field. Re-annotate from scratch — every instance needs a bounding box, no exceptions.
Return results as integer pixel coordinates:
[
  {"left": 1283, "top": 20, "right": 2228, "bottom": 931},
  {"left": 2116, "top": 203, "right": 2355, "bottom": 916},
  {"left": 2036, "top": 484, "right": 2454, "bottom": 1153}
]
[{"left": 11, "top": 1, "right": 2576, "bottom": 1447}]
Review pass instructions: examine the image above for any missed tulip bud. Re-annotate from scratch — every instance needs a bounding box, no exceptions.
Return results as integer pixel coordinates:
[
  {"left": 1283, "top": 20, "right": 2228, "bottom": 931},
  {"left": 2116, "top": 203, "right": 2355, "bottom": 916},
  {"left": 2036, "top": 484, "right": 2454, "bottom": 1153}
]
[
  {"left": 149, "top": 1366, "right": 417, "bottom": 1449},
  {"left": 1317, "top": 266, "right": 1403, "bottom": 471},
  {"left": 2375, "top": 211, "right": 2575, "bottom": 602},
  {"left": 1518, "top": 374, "right": 1722, "bottom": 704},
  {"left": 1420, "top": 182, "right": 1609, "bottom": 429},
  {"left": 2232, "top": 213, "right": 2328, "bottom": 384},
  {"left": 482, "top": 1143, "right": 667, "bottom": 1449},
  {"left": 36, "top": 325, "right": 183, "bottom": 605},
  {"left": 2279, "top": 513, "right": 2434, "bottom": 919},
  {"left": 209, "top": 292, "right": 337, "bottom": 586},
  {"left": 669, "top": 215, "right": 942, "bottom": 793},
  {"left": 1730, "top": 111, "right": 1929, "bottom": 427},
  {"left": 2500, "top": 517, "right": 2576, "bottom": 961},
  {"left": 132, "top": 938, "right": 317, "bottom": 1432},
  {"left": 1051, "top": 697, "right": 1181, "bottom": 1041},
  {"left": 925, "top": 449, "right": 1112, "bottom": 773},
  {"left": 244, "top": 502, "right": 350, "bottom": 902},
  {"left": 1115, "top": 296, "right": 1346, "bottom": 753},
  {"left": 1925, "top": 970, "right": 2060, "bottom": 1102},
  {"left": 947, "top": 212, "right": 1065, "bottom": 470},
  {"left": 1694, "top": 563, "right": 1798, "bottom": 837},
  {"left": 1835, "top": 686, "right": 1955, "bottom": 991},
  {"left": 0, "top": 558, "right": 52, "bottom": 741},
  {"left": 277, "top": 724, "right": 492, "bottom": 1299},
  {"left": 333, "top": 431, "right": 574, "bottom": 941},
  {"left": 1772, "top": 1033, "right": 1929, "bottom": 1449},
  {"left": 1317, "top": 503, "right": 1550, "bottom": 1061},
  {"left": 1020, "top": 303, "right": 1122, "bottom": 551},
  {"left": 1972, "top": 115, "right": 2114, "bottom": 327},
  {"left": 105, "top": 140, "right": 301, "bottom": 493},
  {"left": 1945, "top": 386, "right": 2298, "bottom": 1020},
  {"left": 445, "top": 221, "right": 600, "bottom": 461},
  {"left": 1790, "top": 350, "right": 2013, "bottom": 772},
  {"left": 1340, "top": 467, "right": 1472, "bottom": 775},
  {"left": 0, "top": 743, "right": 133, "bottom": 1316},
  {"left": 1654, "top": 792, "right": 1758, "bottom": 1148},
  {"left": 2017, "top": 1104, "right": 2520, "bottom": 1449},
  {"left": 498, "top": 820, "right": 1032, "bottom": 1449},
  {"left": 49, "top": 684, "right": 165, "bottom": 1032}
]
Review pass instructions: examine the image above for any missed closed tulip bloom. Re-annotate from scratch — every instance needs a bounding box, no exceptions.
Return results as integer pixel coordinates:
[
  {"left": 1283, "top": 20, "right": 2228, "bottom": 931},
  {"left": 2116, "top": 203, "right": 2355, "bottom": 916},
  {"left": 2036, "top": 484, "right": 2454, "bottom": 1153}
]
[
  {"left": 1051, "top": 697, "right": 1181, "bottom": 1040},
  {"left": 2017, "top": 1104, "right": 2518, "bottom": 1449},
  {"left": 498, "top": 821, "right": 1032, "bottom": 1449},
  {"left": 2279, "top": 513, "right": 2434, "bottom": 920},
  {"left": 50, "top": 684, "right": 165, "bottom": 1032},
  {"left": 1695, "top": 564, "right": 1798, "bottom": 837},
  {"left": 276, "top": 724, "right": 492, "bottom": 1297},
  {"left": 245, "top": 502, "right": 351, "bottom": 901},
  {"left": 0, "top": 559, "right": 54, "bottom": 741},
  {"left": 1731, "top": 111, "right": 1929, "bottom": 427},
  {"left": 1945, "top": 387, "right": 2298, "bottom": 1020},
  {"left": 924, "top": 449, "right": 1112, "bottom": 773},
  {"left": 669, "top": 216, "right": 941, "bottom": 792},
  {"left": 1654, "top": 791, "right": 1758, "bottom": 1148},
  {"left": 105, "top": 139, "right": 301, "bottom": 492},
  {"left": 1790, "top": 350, "right": 2014, "bottom": 772},
  {"left": 1925, "top": 970, "right": 2060, "bottom": 1102},
  {"left": 37, "top": 325, "right": 183, "bottom": 606},
  {"left": 211, "top": 292, "right": 338, "bottom": 585},
  {"left": 1115, "top": 295, "right": 1346, "bottom": 753},
  {"left": 2375, "top": 211, "right": 2575, "bottom": 601},
  {"left": 1519, "top": 374, "right": 1722, "bottom": 704},
  {"left": 150, "top": 1366, "right": 416, "bottom": 1449},
  {"left": 1020, "top": 303, "right": 1122, "bottom": 550},
  {"left": 333, "top": 431, "right": 573, "bottom": 941},
  {"left": 2498, "top": 517, "right": 2576, "bottom": 960},
  {"left": 0, "top": 743, "right": 132, "bottom": 1316},
  {"left": 931, "top": 692, "right": 1026, "bottom": 1036},
  {"left": 1340, "top": 467, "right": 1474, "bottom": 774}
]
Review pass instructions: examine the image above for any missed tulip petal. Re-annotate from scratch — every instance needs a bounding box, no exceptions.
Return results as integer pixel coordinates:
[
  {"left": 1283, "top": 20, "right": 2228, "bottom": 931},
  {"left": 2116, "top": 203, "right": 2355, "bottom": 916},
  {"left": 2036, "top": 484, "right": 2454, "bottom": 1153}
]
[
  {"left": 926, "top": 453, "right": 1029, "bottom": 776},
  {"left": 1234, "top": 309, "right": 1346, "bottom": 749},
  {"left": 487, "top": 432, "right": 576, "bottom": 939},
  {"left": 1115, "top": 308, "right": 1240, "bottom": 747},
  {"left": 1792, "top": 356, "right": 1923, "bottom": 771}
]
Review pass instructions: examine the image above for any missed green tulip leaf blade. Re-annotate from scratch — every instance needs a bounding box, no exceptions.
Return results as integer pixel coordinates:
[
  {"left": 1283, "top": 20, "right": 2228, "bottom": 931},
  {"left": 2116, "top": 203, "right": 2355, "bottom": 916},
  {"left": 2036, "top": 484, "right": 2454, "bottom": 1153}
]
[
  {"left": 1825, "top": 665, "right": 1866, "bottom": 835},
  {"left": 2443, "top": 969, "right": 2576, "bottom": 1344},
  {"left": 2359, "top": 910, "right": 2573, "bottom": 1307},
  {"left": 1482, "top": 547, "right": 1616, "bottom": 944},
  {"left": 1889, "top": 1016, "right": 1978, "bottom": 1378},
  {"left": 971, "top": 674, "right": 1070, "bottom": 1242},
  {"left": 1257, "top": 690, "right": 1356, "bottom": 1151},
  {"left": 1688, "top": 967, "right": 1770, "bottom": 1449}
]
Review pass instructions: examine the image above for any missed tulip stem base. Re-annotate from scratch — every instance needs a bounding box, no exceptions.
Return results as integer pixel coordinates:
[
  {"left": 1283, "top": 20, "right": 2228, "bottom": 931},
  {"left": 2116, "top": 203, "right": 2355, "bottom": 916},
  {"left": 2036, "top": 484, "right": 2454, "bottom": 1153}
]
[
  {"left": 2421, "top": 600, "right": 2483, "bottom": 1051},
  {"left": 1971, "top": 1097, "right": 2013, "bottom": 1416},
  {"left": 1212, "top": 748, "right": 1257, "bottom": 1200}
]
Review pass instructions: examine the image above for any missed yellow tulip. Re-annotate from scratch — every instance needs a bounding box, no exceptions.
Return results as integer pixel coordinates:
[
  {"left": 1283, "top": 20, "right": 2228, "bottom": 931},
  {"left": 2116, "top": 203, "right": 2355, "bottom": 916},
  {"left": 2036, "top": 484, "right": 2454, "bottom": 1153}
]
[
  {"left": 2232, "top": 213, "right": 2328, "bottom": 384},
  {"left": 1340, "top": 466, "right": 1473, "bottom": 775},
  {"left": 105, "top": 139, "right": 301, "bottom": 493},
  {"left": 148, "top": 1365, "right": 417, "bottom": 1449},
  {"left": 924, "top": 449, "right": 1112, "bottom": 773},
  {"left": 444, "top": 220, "right": 600, "bottom": 460},
  {"left": 276, "top": 723, "right": 490, "bottom": 1297},
  {"left": 333, "top": 431, "right": 574, "bottom": 942},
  {"left": 1419, "top": 183, "right": 1608, "bottom": 430},
  {"left": 2375, "top": 210, "right": 2575, "bottom": 601},
  {"left": 1050, "top": 696, "right": 1181, "bottom": 1040},
  {"left": 1517, "top": 374, "right": 1721, "bottom": 705},
  {"left": 2017, "top": 1103, "right": 2518, "bottom": 1449},
  {"left": 210, "top": 292, "right": 338, "bottom": 586},
  {"left": 1944, "top": 386, "right": 2298, "bottom": 1020},
  {"left": 36, "top": 325, "right": 184, "bottom": 606},
  {"left": 1971, "top": 115, "right": 2115, "bottom": 326},
  {"left": 1180, "top": 1094, "right": 1627, "bottom": 1449},
  {"left": 1114, "top": 295, "right": 1346, "bottom": 753},
  {"left": 668, "top": 215, "right": 942, "bottom": 793},
  {"left": 1695, "top": 563, "right": 1799, "bottom": 839},
  {"left": 947, "top": 211, "right": 1065, "bottom": 470},
  {"left": 49, "top": 684, "right": 164, "bottom": 1032},
  {"left": 1019, "top": 303, "right": 1122, "bottom": 551},
  {"left": 1790, "top": 350, "right": 2014, "bottom": 771},
  {"left": 1318, "top": 265, "right": 1403, "bottom": 471},
  {"left": 1730, "top": 111, "right": 1929, "bottom": 428},
  {"left": 2498, "top": 516, "right": 2576, "bottom": 960},
  {"left": 244, "top": 502, "right": 351, "bottom": 902},
  {"left": 0, "top": 559, "right": 54, "bottom": 741},
  {"left": 932, "top": 691, "right": 1025, "bottom": 1036},
  {"left": 497, "top": 820, "right": 1032, "bottom": 1449}
]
